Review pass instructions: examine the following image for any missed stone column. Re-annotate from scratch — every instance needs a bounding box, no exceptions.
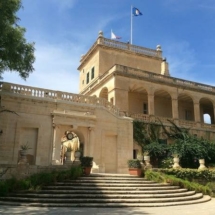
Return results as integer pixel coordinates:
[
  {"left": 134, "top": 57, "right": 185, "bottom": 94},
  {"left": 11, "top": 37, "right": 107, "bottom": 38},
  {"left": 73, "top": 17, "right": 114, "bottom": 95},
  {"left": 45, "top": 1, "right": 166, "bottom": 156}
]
[
  {"left": 148, "top": 94, "right": 154, "bottom": 116},
  {"left": 89, "top": 127, "right": 95, "bottom": 157},
  {"left": 51, "top": 124, "right": 61, "bottom": 165},
  {"left": 172, "top": 98, "right": 179, "bottom": 124},
  {"left": 114, "top": 89, "right": 129, "bottom": 114},
  {"left": 194, "top": 101, "right": 201, "bottom": 128}
]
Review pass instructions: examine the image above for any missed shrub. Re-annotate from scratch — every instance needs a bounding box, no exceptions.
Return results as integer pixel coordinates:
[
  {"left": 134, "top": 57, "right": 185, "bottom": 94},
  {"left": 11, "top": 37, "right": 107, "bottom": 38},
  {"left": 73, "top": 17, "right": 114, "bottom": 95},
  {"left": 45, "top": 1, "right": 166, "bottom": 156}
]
[
  {"left": 158, "top": 157, "right": 173, "bottom": 168},
  {"left": 0, "top": 166, "right": 82, "bottom": 197},
  {"left": 80, "top": 156, "right": 93, "bottom": 167},
  {"left": 127, "top": 159, "right": 141, "bottom": 168},
  {"left": 145, "top": 170, "right": 212, "bottom": 196}
]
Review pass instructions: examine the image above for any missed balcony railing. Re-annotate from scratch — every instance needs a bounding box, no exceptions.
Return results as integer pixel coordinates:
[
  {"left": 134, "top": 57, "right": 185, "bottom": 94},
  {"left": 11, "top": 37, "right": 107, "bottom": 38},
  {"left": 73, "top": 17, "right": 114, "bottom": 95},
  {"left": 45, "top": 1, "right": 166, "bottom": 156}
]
[
  {"left": 0, "top": 82, "right": 121, "bottom": 117},
  {"left": 80, "top": 36, "right": 162, "bottom": 65},
  {"left": 131, "top": 113, "right": 214, "bottom": 130}
]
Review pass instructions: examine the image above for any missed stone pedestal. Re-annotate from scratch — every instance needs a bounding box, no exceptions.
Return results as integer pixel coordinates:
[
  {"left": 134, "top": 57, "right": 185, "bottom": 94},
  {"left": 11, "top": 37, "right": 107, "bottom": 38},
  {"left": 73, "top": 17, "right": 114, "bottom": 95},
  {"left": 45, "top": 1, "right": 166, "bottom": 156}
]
[
  {"left": 144, "top": 156, "right": 152, "bottom": 169},
  {"left": 198, "top": 159, "right": 207, "bottom": 170},
  {"left": 173, "top": 157, "right": 181, "bottom": 169}
]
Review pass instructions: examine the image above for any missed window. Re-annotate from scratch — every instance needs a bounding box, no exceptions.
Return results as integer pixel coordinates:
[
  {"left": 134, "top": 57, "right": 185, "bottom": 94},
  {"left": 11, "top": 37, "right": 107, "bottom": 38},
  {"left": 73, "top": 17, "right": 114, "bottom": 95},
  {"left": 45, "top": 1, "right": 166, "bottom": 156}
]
[
  {"left": 82, "top": 80, "right": 84, "bottom": 85},
  {"left": 86, "top": 72, "right": 89, "bottom": 84},
  {"left": 83, "top": 69, "right": 84, "bottom": 73},
  {"left": 143, "top": 103, "right": 148, "bottom": 114},
  {"left": 185, "top": 110, "right": 191, "bottom": 120},
  {"left": 91, "top": 67, "right": 95, "bottom": 80}
]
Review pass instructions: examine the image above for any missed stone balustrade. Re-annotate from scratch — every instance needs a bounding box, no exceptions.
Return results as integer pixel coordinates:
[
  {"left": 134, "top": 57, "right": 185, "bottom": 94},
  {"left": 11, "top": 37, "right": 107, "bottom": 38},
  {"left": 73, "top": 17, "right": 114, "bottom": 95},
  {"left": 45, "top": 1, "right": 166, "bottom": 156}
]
[
  {"left": 131, "top": 113, "right": 214, "bottom": 130},
  {"left": 0, "top": 82, "right": 120, "bottom": 117},
  {"left": 80, "top": 36, "right": 162, "bottom": 64}
]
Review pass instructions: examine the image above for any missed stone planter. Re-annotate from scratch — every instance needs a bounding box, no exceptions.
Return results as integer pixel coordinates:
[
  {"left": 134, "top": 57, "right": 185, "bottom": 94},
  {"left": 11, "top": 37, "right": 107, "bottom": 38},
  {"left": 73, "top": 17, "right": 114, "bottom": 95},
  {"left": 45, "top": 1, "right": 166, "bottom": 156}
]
[
  {"left": 65, "top": 151, "right": 73, "bottom": 165},
  {"left": 128, "top": 168, "right": 142, "bottom": 176},
  {"left": 144, "top": 156, "right": 152, "bottom": 169},
  {"left": 137, "top": 154, "right": 143, "bottom": 161},
  {"left": 173, "top": 157, "right": 181, "bottom": 169},
  {"left": 18, "top": 150, "right": 28, "bottom": 164},
  {"left": 198, "top": 159, "right": 207, "bottom": 170},
  {"left": 83, "top": 167, "right": 92, "bottom": 176}
]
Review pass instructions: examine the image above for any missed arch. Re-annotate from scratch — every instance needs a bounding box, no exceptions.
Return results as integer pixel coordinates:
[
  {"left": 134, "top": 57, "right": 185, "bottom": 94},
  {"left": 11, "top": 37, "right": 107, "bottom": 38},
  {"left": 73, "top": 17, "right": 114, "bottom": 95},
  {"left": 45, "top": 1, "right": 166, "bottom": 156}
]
[
  {"left": 154, "top": 89, "right": 172, "bottom": 118},
  {"left": 99, "top": 87, "right": 108, "bottom": 100},
  {"left": 128, "top": 86, "right": 148, "bottom": 114},
  {"left": 178, "top": 93, "right": 194, "bottom": 121},
  {"left": 199, "top": 97, "right": 214, "bottom": 124}
]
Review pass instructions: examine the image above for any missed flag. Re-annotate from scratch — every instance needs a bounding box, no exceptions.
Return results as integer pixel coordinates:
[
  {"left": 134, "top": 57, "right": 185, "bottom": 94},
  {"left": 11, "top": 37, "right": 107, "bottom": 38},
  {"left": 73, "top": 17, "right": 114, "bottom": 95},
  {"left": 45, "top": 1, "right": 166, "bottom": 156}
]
[
  {"left": 111, "top": 30, "right": 121, "bottom": 40},
  {"left": 133, "top": 7, "right": 142, "bottom": 16}
]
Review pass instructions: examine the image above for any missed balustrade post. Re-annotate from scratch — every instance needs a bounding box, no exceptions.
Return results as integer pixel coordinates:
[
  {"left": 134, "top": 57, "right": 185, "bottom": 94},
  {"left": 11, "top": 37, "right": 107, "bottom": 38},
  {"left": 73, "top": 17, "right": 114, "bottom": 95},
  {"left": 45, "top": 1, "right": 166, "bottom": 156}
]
[
  {"left": 56, "top": 91, "right": 62, "bottom": 100},
  {"left": 2, "top": 83, "right": 11, "bottom": 92}
]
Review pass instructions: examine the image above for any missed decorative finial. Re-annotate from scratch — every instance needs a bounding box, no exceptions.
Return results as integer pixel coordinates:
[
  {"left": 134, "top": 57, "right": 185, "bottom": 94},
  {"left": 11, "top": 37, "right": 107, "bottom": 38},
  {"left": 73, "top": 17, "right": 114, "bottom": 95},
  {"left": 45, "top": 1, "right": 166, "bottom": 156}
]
[
  {"left": 98, "top": 31, "right": 103, "bottom": 37},
  {"left": 156, "top": 45, "right": 162, "bottom": 51}
]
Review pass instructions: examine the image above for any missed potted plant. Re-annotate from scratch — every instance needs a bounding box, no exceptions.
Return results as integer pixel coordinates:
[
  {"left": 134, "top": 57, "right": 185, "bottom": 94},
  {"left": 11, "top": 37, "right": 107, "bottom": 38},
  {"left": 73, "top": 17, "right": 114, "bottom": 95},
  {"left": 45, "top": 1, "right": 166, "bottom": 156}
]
[
  {"left": 127, "top": 159, "right": 142, "bottom": 176},
  {"left": 20, "top": 142, "right": 31, "bottom": 156},
  {"left": 19, "top": 142, "right": 32, "bottom": 164},
  {"left": 80, "top": 156, "right": 93, "bottom": 175}
]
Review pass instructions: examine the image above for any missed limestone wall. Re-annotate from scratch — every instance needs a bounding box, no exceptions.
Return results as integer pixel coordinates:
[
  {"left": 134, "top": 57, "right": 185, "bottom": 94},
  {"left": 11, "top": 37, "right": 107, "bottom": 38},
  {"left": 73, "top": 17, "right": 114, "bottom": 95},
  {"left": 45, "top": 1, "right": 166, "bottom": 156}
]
[{"left": 0, "top": 84, "right": 133, "bottom": 174}]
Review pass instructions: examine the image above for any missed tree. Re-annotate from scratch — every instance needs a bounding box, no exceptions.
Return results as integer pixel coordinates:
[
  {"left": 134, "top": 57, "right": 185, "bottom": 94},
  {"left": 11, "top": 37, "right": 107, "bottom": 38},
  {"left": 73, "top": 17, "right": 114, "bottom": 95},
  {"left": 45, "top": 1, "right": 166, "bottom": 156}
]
[{"left": 0, "top": 0, "right": 35, "bottom": 79}]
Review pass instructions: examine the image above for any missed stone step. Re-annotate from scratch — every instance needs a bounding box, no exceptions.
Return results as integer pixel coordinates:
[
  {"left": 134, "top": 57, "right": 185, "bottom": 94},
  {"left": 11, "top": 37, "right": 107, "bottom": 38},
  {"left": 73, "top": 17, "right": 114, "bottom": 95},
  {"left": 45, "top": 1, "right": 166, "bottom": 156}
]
[
  {"left": 0, "top": 195, "right": 211, "bottom": 207},
  {"left": 43, "top": 185, "right": 181, "bottom": 190},
  {"left": 8, "top": 190, "right": 195, "bottom": 199},
  {"left": 15, "top": 188, "right": 188, "bottom": 194},
  {"left": 46, "top": 182, "right": 172, "bottom": 187},
  {"left": 0, "top": 193, "right": 204, "bottom": 203},
  {"left": 0, "top": 173, "right": 211, "bottom": 207},
  {"left": 69, "top": 179, "right": 155, "bottom": 183}
]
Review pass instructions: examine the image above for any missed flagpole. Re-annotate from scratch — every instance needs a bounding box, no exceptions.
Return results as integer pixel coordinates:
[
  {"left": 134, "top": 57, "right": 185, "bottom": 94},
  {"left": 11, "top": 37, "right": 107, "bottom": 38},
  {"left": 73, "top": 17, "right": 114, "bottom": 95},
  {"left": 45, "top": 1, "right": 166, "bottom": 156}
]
[{"left": 131, "top": 5, "right": 133, "bottom": 44}]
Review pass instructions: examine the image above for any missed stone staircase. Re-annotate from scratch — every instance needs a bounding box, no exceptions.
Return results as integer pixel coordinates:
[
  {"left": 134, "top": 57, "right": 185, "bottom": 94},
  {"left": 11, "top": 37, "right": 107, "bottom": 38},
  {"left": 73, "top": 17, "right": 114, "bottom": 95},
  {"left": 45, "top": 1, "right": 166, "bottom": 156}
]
[{"left": 0, "top": 173, "right": 211, "bottom": 207}]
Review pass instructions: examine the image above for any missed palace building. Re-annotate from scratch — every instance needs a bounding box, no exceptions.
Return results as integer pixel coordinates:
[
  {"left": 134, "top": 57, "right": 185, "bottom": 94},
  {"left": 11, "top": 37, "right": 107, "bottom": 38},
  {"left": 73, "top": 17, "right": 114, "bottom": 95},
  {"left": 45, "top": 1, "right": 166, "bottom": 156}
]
[{"left": 0, "top": 31, "right": 215, "bottom": 174}]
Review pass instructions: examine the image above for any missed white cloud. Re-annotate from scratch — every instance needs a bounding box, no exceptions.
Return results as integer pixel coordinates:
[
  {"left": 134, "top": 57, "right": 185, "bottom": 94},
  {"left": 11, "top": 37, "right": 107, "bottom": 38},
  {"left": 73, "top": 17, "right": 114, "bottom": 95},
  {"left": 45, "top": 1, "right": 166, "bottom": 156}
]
[{"left": 2, "top": 41, "right": 83, "bottom": 94}]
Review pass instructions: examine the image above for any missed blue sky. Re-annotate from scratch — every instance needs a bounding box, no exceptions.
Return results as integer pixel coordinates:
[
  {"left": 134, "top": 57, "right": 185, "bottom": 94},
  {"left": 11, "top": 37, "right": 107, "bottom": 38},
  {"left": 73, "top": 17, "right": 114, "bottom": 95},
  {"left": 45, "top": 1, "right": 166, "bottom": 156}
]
[{"left": 3, "top": 0, "right": 215, "bottom": 94}]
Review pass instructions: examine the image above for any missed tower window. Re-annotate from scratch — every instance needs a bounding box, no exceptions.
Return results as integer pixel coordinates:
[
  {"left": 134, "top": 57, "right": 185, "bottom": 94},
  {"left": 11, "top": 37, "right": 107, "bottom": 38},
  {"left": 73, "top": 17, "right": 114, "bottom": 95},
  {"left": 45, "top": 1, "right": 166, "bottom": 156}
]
[
  {"left": 91, "top": 67, "right": 95, "bottom": 80},
  {"left": 86, "top": 72, "right": 89, "bottom": 84}
]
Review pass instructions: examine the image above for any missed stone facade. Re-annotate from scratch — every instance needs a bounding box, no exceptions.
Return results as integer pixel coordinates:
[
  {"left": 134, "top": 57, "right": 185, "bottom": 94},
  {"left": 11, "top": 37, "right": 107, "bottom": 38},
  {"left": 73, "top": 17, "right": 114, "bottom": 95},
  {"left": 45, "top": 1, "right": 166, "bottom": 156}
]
[
  {"left": 79, "top": 31, "right": 215, "bottom": 141},
  {"left": 0, "top": 31, "right": 215, "bottom": 175},
  {"left": 0, "top": 83, "right": 133, "bottom": 174}
]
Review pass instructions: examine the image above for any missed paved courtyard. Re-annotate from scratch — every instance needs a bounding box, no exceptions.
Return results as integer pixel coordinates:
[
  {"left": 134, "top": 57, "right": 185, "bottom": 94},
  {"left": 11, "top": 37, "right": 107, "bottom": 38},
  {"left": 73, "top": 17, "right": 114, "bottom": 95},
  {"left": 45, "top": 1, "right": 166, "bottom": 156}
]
[{"left": 0, "top": 198, "right": 215, "bottom": 215}]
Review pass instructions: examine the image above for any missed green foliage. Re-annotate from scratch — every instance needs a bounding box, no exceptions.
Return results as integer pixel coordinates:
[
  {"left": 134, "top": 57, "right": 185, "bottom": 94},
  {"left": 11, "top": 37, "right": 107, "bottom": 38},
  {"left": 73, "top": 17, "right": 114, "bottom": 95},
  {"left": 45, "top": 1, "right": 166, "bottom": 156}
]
[
  {"left": 133, "top": 120, "right": 161, "bottom": 150},
  {"left": 161, "top": 119, "right": 190, "bottom": 140},
  {"left": 80, "top": 156, "right": 93, "bottom": 167},
  {"left": 0, "top": 0, "right": 35, "bottom": 79},
  {"left": 158, "top": 157, "right": 174, "bottom": 168},
  {"left": 160, "top": 168, "right": 215, "bottom": 181},
  {"left": 134, "top": 119, "right": 215, "bottom": 168},
  {"left": 127, "top": 159, "right": 141, "bottom": 168},
  {"left": 145, "top": 170, "right": 212, "bottom": 196},
  {"left": 0, "top": 166, "right": 82, "bottom": 197},
  {"left": 144, "top": 142, "right": 168, "bottom": 158},
  {"left": 20, "top": 142, "right": 32, "bottom": 150}
]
